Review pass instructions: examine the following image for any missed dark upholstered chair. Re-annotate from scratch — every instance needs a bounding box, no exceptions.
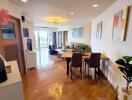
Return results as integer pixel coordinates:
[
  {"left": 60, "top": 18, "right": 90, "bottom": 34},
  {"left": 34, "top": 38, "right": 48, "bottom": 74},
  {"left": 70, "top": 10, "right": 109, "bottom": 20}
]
[
  {"left": 49, "top": 45, "right": 57, "bottom": 55},
  {"left": 70, "top": 52, "right": 83, "bottom": 79},
  {"left": 84, "top": 53, "right": 101, "bottom": 81}
]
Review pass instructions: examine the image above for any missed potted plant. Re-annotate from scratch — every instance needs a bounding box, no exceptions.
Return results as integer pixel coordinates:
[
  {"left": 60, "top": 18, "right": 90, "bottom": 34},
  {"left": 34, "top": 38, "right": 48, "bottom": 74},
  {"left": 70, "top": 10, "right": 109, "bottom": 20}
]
[
  {"left": 78, "top": 43, "right": 91, "bottom": 53},
  {"left": 115, "top": 56, "right": 132, "bottom": 93}
]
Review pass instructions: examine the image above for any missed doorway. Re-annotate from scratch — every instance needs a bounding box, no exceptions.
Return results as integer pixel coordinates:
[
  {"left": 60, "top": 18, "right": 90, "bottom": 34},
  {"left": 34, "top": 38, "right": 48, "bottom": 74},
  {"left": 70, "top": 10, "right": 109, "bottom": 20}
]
[
  {"left": 35, "top": 30, "right": 54, "bottom": 69},
  {"left": 35, "top": 30, "right": 49, "bottom": 49},
  {"left": 0, "top": 16, "right": 26, "bottom": 75}
]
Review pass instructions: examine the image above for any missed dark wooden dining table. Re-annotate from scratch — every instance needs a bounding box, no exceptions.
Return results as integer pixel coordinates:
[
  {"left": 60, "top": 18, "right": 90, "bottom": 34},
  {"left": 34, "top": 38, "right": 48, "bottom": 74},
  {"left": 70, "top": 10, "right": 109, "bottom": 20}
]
[{"left": 61, "top": 52, "right": 109, "bottom": 76}]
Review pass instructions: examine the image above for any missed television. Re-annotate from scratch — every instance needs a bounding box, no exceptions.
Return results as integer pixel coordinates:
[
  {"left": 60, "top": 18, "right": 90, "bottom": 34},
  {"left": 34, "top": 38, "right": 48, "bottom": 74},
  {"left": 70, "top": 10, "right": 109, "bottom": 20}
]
[{"left": 27, "top": 38, "right": 32, "bottom": 51}]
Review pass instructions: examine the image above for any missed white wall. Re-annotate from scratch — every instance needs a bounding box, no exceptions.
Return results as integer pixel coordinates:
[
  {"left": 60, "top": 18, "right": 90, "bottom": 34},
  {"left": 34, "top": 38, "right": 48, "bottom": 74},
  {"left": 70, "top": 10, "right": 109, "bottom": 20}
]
[
  {"left": 22, "top": 21, "right": 36, "bottom": 50},
  {"left": 91, "top": 0, "right": 132, "bottom": 99},
  {"left": 0, "top": 0, "right": 36, "bottom": 51},
  {"left": 0, "top": 0, "right": 21, "bottom": 18},
  {"left": 68, "top": 23, "right": 91, "bottom": 45}
]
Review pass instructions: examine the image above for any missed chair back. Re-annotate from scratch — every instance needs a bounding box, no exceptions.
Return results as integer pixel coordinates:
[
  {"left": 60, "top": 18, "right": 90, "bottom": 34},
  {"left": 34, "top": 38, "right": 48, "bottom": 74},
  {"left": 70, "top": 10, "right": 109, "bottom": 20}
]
[
  {"left": 71, "top": 52, "right": 82, "bottom": 68},
  {"left": 89, "top": 53, "right": 101, "bottom": 68}
]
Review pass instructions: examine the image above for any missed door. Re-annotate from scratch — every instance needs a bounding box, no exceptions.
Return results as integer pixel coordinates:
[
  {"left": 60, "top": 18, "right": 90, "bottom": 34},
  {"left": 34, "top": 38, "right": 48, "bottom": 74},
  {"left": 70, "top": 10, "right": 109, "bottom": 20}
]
[{"left": 0, "top": 16, "right": 26, "bottom": 75}]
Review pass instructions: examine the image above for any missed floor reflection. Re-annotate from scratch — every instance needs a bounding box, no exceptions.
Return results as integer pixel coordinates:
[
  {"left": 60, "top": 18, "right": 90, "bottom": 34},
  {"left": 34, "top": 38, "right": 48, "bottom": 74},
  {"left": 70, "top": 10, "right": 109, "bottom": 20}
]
[
  {"left": 23, "top": 48, "right": 115, "bottom": 100},
  {"left": 48, "top": 83, "right": 63, "bottom": 100},
  {"left": 36, "top": 48, "right": 53, "bottom": 69}
]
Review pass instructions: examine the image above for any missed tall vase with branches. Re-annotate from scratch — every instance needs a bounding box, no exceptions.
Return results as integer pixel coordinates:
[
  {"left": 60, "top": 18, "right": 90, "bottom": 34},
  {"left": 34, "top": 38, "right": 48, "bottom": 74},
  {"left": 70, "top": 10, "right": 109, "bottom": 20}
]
[
  {"left": 115, "top": 56, "right": 132, "bottom": 93},
  {"left": 0, "top": 9, "right": 10, "bottom": 24},
  {"left": 0, "top": 9, "right": 10, "bottom": 39}
]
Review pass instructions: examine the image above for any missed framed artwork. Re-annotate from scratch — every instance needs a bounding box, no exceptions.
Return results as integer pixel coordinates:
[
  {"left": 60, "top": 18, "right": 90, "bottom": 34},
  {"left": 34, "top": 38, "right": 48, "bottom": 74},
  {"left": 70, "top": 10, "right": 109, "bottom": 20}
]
[
  {"left": 27, "top": 38, "right": 32, "bottom": 51},
  {"left": 112, "top": 6, "right": 130, "bottom": 41},
  {"left": 96, "top": 21, "right": 103, "bottom": 39},
  {"left": 23, "top": 28, "right": 29, "bottom": 37},
  {"left": 1, "top": 22, "right": 16, "bottom": 40},
  {"left": 72, "top": 27, "right": 83, "bottom": 38}
]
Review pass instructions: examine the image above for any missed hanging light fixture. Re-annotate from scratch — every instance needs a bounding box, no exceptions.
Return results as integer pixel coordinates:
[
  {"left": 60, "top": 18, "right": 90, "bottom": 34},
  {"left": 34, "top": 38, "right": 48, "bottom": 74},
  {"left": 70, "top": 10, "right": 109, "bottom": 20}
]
[
  {"left": 21, "top": 0, "right": 28, "bottom": 3},
  {"left": 45, "top": 16, "right": 68, "bottom": 25}
]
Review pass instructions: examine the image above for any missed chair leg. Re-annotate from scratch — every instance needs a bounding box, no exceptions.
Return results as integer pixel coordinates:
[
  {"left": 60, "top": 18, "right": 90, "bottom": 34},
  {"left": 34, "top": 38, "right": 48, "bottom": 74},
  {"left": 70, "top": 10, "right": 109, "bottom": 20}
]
[
  {"left": 87, "top": 65, "right": 89, "bottom": 76},
  {"left": 80, "top": 67, "right": 83, "bottom": 80},
  {"left": 98, "top": 68, "right": 100, "bottom": 81},
  {"left": 95, "top": 68, "right": 100, "bottom": 83},
  {"left": 89, "top": 67, "right": 91, "bottom": 77},
  {"left": 70, "top": 67, "right": 72, "bottom": 80},
  {"left": 85, "top": 62, "right": 86, "bottom": 73},
  {"left": 94, "top": 68, "right": 96, "bottom": 80}
]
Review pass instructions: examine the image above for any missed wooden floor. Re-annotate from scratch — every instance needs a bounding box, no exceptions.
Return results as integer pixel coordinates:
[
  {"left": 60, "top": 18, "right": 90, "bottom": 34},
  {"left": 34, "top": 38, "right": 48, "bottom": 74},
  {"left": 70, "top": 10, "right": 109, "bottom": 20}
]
[{"left": 22, "top": 49, "right": 116, "bottom": 100}]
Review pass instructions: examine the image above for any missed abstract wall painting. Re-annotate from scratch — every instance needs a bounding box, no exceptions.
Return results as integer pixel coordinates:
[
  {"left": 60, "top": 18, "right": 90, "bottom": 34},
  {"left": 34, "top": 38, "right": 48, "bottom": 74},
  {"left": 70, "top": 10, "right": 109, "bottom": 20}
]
[
  {"left": 96, "top": 21, "right": 103, "bottom": 39},
  {"left": 72, "top": 27, "right": 83, "bottom": 38},
  {"left": 112, "top": 6, "right": 130, "bottom": 41}
]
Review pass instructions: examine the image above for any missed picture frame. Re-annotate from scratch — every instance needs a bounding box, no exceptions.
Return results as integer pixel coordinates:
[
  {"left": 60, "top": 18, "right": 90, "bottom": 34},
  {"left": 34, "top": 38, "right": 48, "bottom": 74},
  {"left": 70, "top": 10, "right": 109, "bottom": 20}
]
[
  {"left": 23, "top": 28, "right": 29, "bottom": 37},
  {"left": 1, "top": 22, "right": 16, "bottom": 40},
  {"left": 96, "top": 21, "right": 103, "bottom": 39},
  {"left": 112, "top": 6, "right": 130, "bottom": 41},
  {"left": 72, "top": 27, "right": 83, "bottom": 38}
]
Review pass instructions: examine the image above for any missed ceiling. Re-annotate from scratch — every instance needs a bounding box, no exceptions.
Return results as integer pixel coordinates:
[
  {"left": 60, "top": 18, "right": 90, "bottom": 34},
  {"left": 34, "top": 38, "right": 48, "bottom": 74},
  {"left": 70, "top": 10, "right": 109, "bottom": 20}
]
[{"left": 10, "top": 0, "right": 116, "bottom": 27}]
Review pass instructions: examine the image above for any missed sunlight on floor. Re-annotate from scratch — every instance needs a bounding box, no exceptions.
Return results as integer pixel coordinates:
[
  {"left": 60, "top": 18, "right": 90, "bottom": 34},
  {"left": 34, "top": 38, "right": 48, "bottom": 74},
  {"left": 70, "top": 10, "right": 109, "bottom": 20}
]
[
  {"left": 36, "top": 48, "right": 53, "bottom": 69},
  {"left": 48, "top": 83, "right": 63, "bottom": 100}
]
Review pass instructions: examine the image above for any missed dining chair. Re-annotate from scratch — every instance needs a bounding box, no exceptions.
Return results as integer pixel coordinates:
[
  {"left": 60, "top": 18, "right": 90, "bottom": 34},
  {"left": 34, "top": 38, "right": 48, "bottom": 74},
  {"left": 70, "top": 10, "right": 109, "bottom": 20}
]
[
  {"left": 70, "top": 52, "right": 83, "bottom": 79},
  {"left": 84, "top": 53, "right": 101, "bottom": 81}
]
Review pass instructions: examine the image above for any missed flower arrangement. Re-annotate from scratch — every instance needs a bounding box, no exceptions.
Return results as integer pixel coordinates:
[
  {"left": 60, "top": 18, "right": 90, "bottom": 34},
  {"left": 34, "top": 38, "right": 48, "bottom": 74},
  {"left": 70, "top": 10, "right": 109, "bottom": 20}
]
[{"left": 0, "top": 9, "right": 10, "bottom": 32}]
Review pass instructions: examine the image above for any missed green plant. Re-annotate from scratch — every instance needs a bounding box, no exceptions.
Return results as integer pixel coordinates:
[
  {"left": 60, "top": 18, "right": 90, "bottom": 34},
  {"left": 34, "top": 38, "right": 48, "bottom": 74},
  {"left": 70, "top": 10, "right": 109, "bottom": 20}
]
[
  {"left": 78, "top": 43, "right": 91, "bottom": 52},
  {"left": 115, "top": 56, "right": 132, "bottom": 92}
]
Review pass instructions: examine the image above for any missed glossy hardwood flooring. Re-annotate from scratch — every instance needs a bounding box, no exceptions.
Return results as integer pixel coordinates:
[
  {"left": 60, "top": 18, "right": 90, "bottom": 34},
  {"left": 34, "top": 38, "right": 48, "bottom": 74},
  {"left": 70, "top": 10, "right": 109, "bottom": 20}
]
[{"left": 22, "top": 49, "right": 116, "bottom": 100}]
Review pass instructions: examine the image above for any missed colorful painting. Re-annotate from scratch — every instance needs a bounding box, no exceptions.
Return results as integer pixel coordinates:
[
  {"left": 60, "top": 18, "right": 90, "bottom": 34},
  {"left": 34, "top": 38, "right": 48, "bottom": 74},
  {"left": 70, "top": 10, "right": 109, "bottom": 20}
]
[
  {"left": 96, "top": 21, "right": 103, "bottom": 39},
  {"left": 112, "top": 7, "right": 129, "bottom": 41}
]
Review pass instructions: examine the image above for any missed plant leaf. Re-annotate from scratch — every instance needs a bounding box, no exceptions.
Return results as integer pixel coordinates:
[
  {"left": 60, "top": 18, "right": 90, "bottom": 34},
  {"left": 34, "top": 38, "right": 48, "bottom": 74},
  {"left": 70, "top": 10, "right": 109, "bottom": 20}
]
[
  {"left": 123, "top": 56, "right": 132, "bottom": 63},
  {"left": 116, "top": 59, "right": 126, "bottom": 66}
]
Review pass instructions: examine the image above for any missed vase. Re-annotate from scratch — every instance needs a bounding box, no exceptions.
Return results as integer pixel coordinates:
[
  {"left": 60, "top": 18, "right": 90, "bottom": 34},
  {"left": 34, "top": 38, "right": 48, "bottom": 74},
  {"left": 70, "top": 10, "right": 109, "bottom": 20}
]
[{"left": 122, "top": 85, "right": 132, "bottom": 95}]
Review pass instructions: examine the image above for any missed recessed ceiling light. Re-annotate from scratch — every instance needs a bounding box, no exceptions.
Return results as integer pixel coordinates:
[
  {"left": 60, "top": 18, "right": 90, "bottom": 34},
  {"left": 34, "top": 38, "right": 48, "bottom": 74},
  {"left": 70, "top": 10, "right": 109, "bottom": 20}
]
[
  {"left": 70, "top": 12, "right": 75, "bottom": 15},
  {"left": 92, "top": 4, "right": 99, "bottom": 7},
  {"left": 21, "top": 0, "right": 28, "bottom": 3}
]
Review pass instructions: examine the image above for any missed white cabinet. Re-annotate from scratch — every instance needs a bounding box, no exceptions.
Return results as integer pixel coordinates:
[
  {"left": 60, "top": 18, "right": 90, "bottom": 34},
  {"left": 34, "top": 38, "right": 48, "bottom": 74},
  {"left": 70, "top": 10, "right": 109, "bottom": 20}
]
[
  {"left": 24, "top": 50, "right": 36, "bottom": 70},
  {"left": 0, "top": 61, "right": 24, "bottom": 100}
]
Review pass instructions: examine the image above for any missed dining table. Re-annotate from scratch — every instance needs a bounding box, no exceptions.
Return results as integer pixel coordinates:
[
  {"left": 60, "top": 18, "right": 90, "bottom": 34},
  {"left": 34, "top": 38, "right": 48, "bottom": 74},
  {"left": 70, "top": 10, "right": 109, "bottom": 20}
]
[{"left": 61, "top": 52, "right": 109, "bottom": 76}]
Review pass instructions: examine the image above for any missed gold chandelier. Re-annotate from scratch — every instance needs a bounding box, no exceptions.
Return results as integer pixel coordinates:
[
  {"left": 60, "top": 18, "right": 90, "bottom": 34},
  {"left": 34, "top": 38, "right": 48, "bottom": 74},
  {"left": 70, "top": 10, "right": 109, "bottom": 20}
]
[{"left": 45, "top": 16, "right": 68, "bottom": 25}]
